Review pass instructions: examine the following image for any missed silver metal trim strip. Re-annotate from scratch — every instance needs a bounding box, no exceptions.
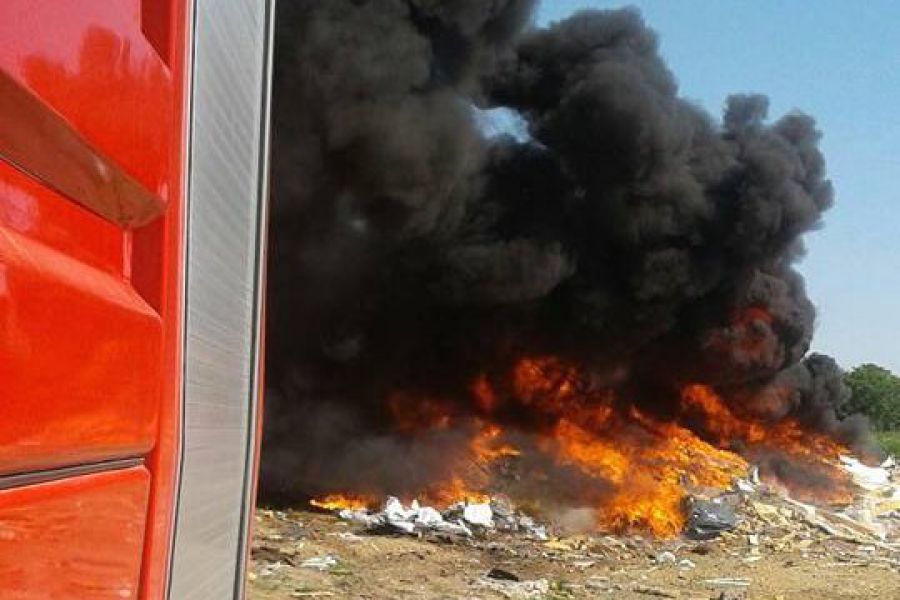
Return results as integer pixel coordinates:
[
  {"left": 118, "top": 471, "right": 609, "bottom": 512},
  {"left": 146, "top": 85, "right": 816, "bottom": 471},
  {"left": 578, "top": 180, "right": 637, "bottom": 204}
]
[
  {"left": 163, "top": 0, "right": 197, "bottom": 592},
  {"left": 0, "top": 457, "right": 145, "bottom": 491},
  {"left": 167, "top": 0, "right": 273, "bottom": 597},
  {"left": 232, "top": 0, "right": 276, "bottom": 596}
]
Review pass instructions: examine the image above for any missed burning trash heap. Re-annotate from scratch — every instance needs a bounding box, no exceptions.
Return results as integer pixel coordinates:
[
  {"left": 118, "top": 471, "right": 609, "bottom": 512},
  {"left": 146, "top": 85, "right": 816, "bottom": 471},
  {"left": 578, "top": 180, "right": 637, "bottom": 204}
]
[
  {"left": 248, "top": 458, "right": 900, "bottom": 599},
  {"left": 261, "top": 1, "right": 882, "bottom": 541},
  {"left": 316, "top": 494, "right": 547, "bottom": 540}
]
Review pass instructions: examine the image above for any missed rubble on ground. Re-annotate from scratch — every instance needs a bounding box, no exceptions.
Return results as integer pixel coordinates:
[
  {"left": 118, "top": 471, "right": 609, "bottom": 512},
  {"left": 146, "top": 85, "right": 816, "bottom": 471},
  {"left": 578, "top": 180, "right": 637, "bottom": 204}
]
[
  {"left": 335, "top": 495, "right": 548, "bottom": 540},
  {"left": 315, "top": 453, "right": 899, "bottom": 551},
  {"left": 728, "top": 455, "right": 900, "bottom": 548},
  {"left": 684, "top": 498, "right": 738, "bottom": 540},
  {"left": 249, "top": 454, "right": 900, "bottom": 599}
]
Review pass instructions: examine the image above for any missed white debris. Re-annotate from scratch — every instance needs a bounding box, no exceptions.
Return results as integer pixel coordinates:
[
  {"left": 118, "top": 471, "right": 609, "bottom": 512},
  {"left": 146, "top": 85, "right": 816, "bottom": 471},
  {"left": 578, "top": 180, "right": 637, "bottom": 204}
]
[
  {"left": 259, "top": 562, "right": 287, "bottom": 577},
  {"left": 414, "top": 506, "right": 445, "bottom": 528},
  {"left": 840, "top": 455, "right": 890, "bottom": 491},
  {"left": 527, "top": 524, "right": 548, "bottom": 541},
  {"left": 329, "top": 532, "right": 364, "bottom": 542},
  {"left": 387, "top": 518, "right": 417, "bottom": 534},
  {"left": 570, "top": 560, "right": 596, "bottom": 569},
  {"left": 381, "top": 496, "right": 423, "bottom": 533},
  {"left": 384, "top": 496, "right": 416, "bottom": 520},
  {"left": 703, "top": 577, "right": 750, "bottom": 587},
  {"left": 783, "top": 496, "right": 817, "bottom": 519},
  {"left": 327, "top": 494, "right": 550, "bottom": 540},
  {"left": 463, "top": 503, "right": 494, "bottom": 528},
  {"left": 832, "top": 508, "right": 888, "bottom": 540},
  {"left": 655, "top": 551, "right": 676, "bottom": 565},
  {"left": 337, "top": 508, "right": 382, "bottom": 528},
  {"left": 678, "top": 558, "right": 696, "bottom": 570},
  {"left": 332, "top": 497, "right": 477, "bottom": 537},
  {"left": 480, "top": 576, "right": 550, "bottom": 599},
  {"left": 300, "top": 556, "right": 338, "bottom": 571},
  {"left": 734, "top": 478, "right": 756, "bottom": 493},
  {"left": 434, "top": 519, "right": 473, "bottom": 536},
  {"left": 515, "top": 515, "right": 548, "bottom": 540},
  {"left": 749, "top": 465, "right": 761, "bottom": 485}
]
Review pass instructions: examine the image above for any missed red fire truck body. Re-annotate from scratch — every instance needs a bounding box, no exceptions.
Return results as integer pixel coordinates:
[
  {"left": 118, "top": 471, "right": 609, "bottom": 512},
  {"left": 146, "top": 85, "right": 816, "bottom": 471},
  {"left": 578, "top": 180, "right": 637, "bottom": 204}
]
[{"left": 0, "top": 1, "right": 274, "bottom": 597}]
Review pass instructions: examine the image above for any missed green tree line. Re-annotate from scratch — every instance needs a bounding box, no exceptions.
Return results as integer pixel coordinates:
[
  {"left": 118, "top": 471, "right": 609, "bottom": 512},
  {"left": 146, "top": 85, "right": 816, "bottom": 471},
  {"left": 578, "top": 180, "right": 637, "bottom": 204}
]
[{"left": 843, "top": 363, "right": 900, "bottom": 432}]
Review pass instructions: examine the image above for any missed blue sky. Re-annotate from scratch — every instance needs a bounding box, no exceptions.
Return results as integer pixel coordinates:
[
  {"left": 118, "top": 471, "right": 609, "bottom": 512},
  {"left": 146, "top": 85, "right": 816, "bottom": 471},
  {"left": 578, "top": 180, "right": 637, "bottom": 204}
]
[{"left": 531, "top": 1, "right": 900, "bottom": 373}]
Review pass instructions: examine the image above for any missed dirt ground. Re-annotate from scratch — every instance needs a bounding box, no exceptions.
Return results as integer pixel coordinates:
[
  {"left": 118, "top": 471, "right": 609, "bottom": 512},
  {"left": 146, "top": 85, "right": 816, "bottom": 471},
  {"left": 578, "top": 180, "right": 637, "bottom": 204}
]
[{"left": 246, "top": 508, "right": 900, "bottom": 600}]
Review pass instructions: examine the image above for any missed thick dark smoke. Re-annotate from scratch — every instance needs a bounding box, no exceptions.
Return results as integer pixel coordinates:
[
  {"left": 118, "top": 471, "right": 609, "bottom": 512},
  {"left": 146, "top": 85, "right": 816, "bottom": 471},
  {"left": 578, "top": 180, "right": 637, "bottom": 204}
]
[{"left": 262, "top": 2, "right": 868, "bottom": 503}]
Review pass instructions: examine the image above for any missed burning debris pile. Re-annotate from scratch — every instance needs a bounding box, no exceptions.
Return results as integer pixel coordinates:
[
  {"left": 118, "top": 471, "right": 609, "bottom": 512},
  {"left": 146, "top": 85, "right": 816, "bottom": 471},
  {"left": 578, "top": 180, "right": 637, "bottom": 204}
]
[
  {"left": 262, "top": 0, "right": 877, "bottom": 539},
  {"left": 305, "top": 453, "right": 900, "bottom": 545},
  {"left": 324, "top": 495, "right": 547, "bottom": 540},
  {"left": 248, "top": 458, "right": 900, "bottom": 599}
]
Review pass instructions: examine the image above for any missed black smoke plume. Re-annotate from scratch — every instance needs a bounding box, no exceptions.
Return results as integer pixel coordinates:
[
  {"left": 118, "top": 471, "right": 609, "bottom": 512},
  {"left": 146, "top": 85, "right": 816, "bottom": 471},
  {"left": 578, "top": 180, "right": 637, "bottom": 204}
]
[{"left": 262, "top": 1, "right": 870, "bottom": 504}]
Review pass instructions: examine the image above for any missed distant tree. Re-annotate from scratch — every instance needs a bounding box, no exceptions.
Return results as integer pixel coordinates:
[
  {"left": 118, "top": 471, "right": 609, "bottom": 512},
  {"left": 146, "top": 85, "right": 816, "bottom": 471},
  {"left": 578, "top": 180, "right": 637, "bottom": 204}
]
[{"left": 843, "top": 364, "right": 900, "bottom": 431}]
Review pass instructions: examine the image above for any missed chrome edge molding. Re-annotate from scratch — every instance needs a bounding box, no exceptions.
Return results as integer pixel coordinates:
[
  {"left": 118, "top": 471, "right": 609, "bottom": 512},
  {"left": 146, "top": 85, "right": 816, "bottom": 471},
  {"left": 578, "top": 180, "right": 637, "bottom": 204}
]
[
  {"left": 0, "top": 70, "right": 165, "bottom": 228},
  {"left": 0, "top": 457, "right": 144, "bottom": 492},
  {"left": 233, "top": 0, "right": 276, "bottom": 595},
  {"left": 168, "top": 0, "right": 274, "bottom": 598}
]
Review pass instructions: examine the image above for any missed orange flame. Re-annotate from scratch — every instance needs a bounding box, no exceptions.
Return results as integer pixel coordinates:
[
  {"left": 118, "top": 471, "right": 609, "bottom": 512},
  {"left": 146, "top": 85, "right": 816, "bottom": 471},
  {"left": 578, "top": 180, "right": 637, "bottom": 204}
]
[
  {"left": 310, "top": 493, "right": 375, "bottom": 511},
  {"left": 681, "top": 384, "right": 854, "bottom": 504},
  {"left": 313, "top": 357, "right": 857, "bottom": 536}
]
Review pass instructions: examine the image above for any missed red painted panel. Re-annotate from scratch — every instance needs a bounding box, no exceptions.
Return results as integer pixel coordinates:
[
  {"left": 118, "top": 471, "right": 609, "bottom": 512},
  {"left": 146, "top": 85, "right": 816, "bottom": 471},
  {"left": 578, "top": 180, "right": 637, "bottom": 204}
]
[
  {"left": 0, "top": 225, "right": 160, "bottom": 474},
  {"left": 0, "top": 467, "right": 149, "bottom": 600},
  {"left": 0, "top": 160, "right": 125, "bottom": 277},
  {"left": 0, "top": 1, "right": 173, "bottom": 200},
  {"left": 0, "top": 1, "right": 190, "bottom": 594},
  {"left": 136, "top": 0, "right": 190, "bottom": 594}
]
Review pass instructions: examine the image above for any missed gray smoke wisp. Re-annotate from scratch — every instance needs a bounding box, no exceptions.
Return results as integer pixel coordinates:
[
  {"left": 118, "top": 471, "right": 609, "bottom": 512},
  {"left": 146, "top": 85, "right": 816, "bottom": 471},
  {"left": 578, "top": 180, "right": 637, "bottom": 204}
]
[{"left": 262, "top": 1, "right": 870, "bottom": 505}]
